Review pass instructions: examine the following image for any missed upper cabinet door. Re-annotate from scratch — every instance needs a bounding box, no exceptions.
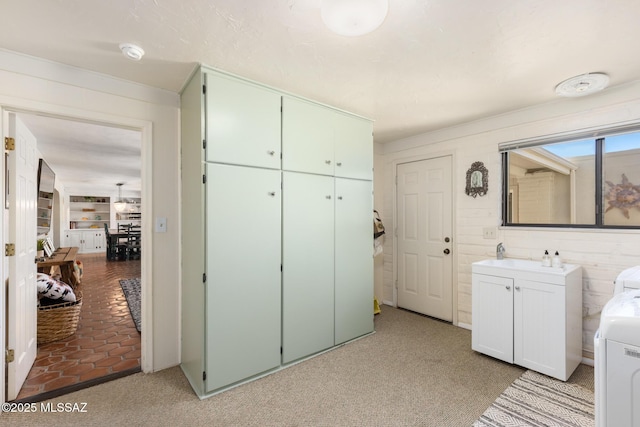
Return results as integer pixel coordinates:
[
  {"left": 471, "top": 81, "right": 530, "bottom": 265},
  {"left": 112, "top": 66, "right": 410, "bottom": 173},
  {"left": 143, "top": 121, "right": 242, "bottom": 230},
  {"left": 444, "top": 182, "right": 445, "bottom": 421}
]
[
  {"left": 205, "top": 72, "right": 281, "bottom": 169},
  {"left": 282, "top": 96, "right": 335, "bottom": 175},
  {"left": 334, "top": 112, "right": 373, "bottom": 180}
]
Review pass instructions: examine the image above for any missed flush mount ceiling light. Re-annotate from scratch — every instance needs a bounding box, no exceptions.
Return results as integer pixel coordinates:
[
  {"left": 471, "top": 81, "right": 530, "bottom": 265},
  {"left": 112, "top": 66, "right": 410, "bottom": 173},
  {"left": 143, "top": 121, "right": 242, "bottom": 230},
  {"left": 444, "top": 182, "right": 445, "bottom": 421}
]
[
  {"left": 119, "top": 43, "right": 145, "bottom": 61},
  {"left": 321, "top": 0, "right": 389, "bottom": 37},
  {"left": 555, "top": 72, "right": 610, "bottom": 97}
]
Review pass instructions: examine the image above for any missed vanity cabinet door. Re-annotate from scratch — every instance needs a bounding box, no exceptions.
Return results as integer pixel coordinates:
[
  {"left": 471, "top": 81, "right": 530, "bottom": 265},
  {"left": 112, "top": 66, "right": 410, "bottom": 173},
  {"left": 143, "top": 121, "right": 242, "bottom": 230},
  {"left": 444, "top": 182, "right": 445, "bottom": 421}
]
[
  {"left": 472, "top": 273, "right": 514, "bottom": 363},
  {"left": 514, "top": 279, "right": 565, "bottom": 379}
]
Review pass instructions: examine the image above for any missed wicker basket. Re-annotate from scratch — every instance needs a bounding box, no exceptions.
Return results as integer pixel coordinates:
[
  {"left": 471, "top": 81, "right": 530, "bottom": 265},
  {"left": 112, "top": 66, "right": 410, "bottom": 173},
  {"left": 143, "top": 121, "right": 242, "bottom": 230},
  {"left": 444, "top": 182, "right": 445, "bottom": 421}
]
[{"left": 37, "top": 290, "right": 82, "bottom": 344}]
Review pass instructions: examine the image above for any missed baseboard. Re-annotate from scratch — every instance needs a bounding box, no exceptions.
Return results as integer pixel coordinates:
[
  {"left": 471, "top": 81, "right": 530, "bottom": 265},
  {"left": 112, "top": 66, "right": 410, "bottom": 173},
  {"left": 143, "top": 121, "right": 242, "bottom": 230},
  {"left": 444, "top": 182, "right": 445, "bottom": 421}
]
[{"left": 457, "top": 322, "right": 472, "bottom": 330}]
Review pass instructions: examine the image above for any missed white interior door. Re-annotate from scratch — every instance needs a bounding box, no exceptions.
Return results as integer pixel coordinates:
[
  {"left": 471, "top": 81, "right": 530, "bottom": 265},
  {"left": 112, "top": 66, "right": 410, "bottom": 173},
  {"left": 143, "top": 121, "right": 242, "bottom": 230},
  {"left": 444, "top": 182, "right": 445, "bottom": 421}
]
[
  {"left": 396, "top": 156, "right": 453, "bottom": 321},
  {"left": 6, "top": 112, "right": 38, "bottom": 400}
]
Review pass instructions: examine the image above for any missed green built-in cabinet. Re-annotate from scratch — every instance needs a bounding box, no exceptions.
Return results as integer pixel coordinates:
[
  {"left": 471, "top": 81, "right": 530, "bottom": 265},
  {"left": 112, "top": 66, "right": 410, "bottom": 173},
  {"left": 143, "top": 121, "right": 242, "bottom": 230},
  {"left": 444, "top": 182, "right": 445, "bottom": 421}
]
[{"left": 180, "top": 67, "right": 373, "bottom": 398}]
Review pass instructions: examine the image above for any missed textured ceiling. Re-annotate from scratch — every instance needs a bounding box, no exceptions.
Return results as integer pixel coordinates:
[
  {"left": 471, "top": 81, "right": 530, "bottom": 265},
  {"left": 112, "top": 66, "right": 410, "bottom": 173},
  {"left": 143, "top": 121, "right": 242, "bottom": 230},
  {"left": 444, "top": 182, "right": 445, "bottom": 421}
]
[{"left": 3, "top": 0, "right": 640, "bottom": 192}]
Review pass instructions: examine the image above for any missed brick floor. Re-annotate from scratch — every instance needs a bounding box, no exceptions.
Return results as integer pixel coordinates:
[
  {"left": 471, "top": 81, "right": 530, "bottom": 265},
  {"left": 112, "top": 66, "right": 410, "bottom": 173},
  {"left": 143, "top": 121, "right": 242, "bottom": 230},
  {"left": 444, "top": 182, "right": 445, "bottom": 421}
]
[{"left": 16, "top": 253, "right": 141, "bottom": 400}]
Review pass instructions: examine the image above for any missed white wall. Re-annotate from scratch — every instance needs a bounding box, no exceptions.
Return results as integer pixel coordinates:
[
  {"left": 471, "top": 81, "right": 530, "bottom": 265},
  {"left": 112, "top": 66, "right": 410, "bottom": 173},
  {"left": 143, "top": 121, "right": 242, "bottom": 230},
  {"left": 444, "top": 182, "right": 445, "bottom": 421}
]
[
  {"left": 377, "top": 80, "right": 640, "bottom": 358},
  {"left": 0, "top": 50, "right": 181, "bottom": 380}
]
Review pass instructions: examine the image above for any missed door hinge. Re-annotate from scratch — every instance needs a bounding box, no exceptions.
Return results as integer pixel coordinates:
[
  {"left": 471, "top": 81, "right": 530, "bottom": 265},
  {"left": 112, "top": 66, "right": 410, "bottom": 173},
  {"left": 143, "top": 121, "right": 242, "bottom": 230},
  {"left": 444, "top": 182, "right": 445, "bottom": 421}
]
[
  {"left": 202, "top": 174, "right": 207, "bottom": 184},
  {"left": 6, "top": 348, "right": 15, "bottom": 363},
  {"left": 5, "top": 243, "right": 15, "bottom": 256},
  {"left": 280, "top": 264, "right": 283, "bottom": 272},
  {"left": 203, "top": 139, "right": 206, "bottom": 150},
  {"left": 203, "top": 273, "right": 206, "bottom": 283},
  {"left": 203, "top": 85, "right": 206, "bottom": 95},
  {"left": 5, "top": 137, "right": 15, "bottom": 151},
  {"left": 280, "top": 346, "right": 283, "bottom": 355},
  {"left": 395, "top": 279, "right": 398, "bottom": 289},
  {"left": 202, "top": 371, "right": 206, "bottom": 381}
]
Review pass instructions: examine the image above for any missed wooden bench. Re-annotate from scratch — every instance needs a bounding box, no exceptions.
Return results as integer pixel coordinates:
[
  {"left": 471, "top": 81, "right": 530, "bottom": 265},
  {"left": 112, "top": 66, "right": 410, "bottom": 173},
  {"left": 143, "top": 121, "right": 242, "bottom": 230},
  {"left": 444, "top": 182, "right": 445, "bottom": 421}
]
[{"left": 37, "top": 246, "right": 80, "bottom": 288}]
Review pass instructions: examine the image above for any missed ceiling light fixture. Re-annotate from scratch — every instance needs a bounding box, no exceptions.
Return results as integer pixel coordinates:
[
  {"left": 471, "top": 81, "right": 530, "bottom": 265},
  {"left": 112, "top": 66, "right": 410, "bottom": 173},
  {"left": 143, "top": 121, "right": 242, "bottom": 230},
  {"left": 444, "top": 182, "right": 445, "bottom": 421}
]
[
  {"left": 555, "top": 72, "right": 609, "bottom": 97},
  {"left": 119, "top": 43, "right": 145, "bottom": 61},
  {"left": 321, "top": 0, "right": 388, "bottom": 37}
]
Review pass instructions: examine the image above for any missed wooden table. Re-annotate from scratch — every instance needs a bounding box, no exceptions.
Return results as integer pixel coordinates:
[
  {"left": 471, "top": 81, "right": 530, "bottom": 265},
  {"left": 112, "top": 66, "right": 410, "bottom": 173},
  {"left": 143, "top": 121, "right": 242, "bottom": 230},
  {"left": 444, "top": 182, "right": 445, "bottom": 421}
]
[{"left": 37, "top": 246, "right": 80, "bottom": 288}]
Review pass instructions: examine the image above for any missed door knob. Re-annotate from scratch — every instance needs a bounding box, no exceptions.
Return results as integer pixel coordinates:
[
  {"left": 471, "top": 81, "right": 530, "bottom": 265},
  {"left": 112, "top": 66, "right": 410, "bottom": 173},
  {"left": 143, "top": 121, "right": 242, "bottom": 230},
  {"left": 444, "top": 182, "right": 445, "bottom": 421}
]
[
  {"left": 443, "top": 248, "right": 450, "bottom": 255},
  {"left": 444, "top": 237, "right": 450, "bottom": 242}
]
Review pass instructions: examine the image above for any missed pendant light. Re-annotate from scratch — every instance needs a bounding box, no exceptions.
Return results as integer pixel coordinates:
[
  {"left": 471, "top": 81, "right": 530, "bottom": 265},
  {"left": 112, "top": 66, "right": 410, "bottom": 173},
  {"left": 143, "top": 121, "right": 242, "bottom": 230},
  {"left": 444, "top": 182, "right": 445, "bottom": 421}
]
[
  {"left": 321, "top": 0, "right": 389, "bottom": 37},
  {"left": 114, "top": 183, "right": 128, "bottom": 213}
]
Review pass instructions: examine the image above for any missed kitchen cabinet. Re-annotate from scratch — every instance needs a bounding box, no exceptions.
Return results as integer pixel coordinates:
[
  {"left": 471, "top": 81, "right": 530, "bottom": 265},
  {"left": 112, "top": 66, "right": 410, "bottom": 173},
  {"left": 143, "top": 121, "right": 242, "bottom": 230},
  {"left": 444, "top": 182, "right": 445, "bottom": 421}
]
[
  {"left": 65, "top": 229, "right": 105, "bottom": 253},
  {"left": 180, "top": 66, "right": 373, "bottom": 398},
  {"left": 282, "top": 96, "right": 373, "bottom": 180},
  {"left": 471, "top": 260, "right": 582, "bottom": 381}
]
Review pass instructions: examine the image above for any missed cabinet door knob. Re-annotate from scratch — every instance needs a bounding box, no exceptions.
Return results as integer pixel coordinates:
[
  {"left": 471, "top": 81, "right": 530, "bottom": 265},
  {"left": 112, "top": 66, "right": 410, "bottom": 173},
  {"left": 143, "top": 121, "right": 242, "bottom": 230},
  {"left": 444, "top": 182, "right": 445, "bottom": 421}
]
[
  {"left": 336, "top": 162, "right": 342, "bottom": 166},
  {"left": 326, "top": 195, "right": 332, "bottom": 199},
  {"left": 337, "top": 196, "right": 343, "bottom": 200},
  {"left": 325, "top": 160, "right": 331, "bottom": 165},
  {"left": 515, "top": 286, "right": 520, "bottom": 291},
  {"left": 443, "top": 248, "right": 450, "bottom": 255},
  {"left": 506, "top": 285, "right": 511, "bottom": 290},
  {"left": 268, "top": 192, "right": 276, "bottom": 197},
  {"left": 267, "top": 150, "right": 275, "bottom": 156}
]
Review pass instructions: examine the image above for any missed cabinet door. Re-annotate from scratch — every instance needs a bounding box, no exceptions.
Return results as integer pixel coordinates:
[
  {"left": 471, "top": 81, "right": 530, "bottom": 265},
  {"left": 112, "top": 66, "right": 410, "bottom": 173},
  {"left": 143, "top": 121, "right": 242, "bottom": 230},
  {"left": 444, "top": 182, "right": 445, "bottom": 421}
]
[
  {"left": 471, "top": 273, "right": 513, "bottom": 363},
  {"left": 205, "top": 72, "right": 281, "bottom": 169},
  {"left": 282, "top": 96, "right": 335, "bottom": 176},
  {"left": 514, "top": 279, "right": 565, "bottom": 379},
  {"left": 333, "top": 112, "right": 373, "bottom": 180},
  {"left": 68, "top": 231, "right": 82, "bottom": 251},
  {"left": 282, "top": 172, "right": 335, "bottom": 363},
  {"left": 335, "top": 178, "right": 373, "bottom": 344},
  {"left": 205, "top": 164, "right": 282, "bottom": 392}
]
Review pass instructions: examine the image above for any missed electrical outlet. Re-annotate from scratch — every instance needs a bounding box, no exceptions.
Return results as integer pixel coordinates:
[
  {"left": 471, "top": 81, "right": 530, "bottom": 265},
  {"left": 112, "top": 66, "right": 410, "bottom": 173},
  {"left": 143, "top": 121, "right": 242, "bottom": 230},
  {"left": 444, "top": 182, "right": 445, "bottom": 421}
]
[{"left": 483, "top": 227, "right": 496, "bottom": 239}]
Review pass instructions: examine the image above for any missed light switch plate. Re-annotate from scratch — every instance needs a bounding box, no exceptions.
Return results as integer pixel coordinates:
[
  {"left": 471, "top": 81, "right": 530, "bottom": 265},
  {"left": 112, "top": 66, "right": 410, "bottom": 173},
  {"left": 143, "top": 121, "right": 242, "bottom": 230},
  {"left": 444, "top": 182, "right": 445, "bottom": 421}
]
[
  {"left": 483, "top": 227, "right": 496, "bottom": 239},
  {"left": 155, "top": 217, "right": 167, "bottom": 233}
]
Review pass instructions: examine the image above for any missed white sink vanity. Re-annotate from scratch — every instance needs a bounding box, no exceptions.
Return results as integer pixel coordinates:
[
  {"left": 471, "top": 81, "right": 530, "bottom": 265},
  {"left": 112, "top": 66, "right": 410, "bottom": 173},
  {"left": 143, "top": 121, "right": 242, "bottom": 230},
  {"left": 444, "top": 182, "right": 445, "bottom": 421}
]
[{"left": 471, "top": 258, "right": 582, "bottom": 381}]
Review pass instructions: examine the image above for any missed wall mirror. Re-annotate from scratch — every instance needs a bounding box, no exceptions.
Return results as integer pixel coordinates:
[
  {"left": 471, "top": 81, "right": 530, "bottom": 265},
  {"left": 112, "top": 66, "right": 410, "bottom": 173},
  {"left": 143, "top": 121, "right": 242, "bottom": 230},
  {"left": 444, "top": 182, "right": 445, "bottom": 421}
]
[{"left": 465, "top": 161, "right": 488, "bottom": 198}]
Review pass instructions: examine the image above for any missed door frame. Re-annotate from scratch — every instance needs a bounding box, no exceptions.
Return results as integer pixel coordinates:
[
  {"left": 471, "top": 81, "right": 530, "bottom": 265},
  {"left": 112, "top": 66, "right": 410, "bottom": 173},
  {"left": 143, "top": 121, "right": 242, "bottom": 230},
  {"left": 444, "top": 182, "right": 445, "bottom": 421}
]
[
  {"left": 391, "top": 150, "right": 458, "bottom": 326},
  {"left": 0, "top": 104, "right": 153, "bottom": 404}
]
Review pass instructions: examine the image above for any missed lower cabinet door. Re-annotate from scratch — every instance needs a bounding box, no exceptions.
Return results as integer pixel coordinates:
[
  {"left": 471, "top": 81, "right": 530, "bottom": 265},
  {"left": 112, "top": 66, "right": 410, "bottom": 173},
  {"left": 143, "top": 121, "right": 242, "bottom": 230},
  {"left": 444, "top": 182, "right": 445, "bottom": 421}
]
[
  {"left": 334, "top": 178, "right": 373, "bottom": 344},
  {"left": 514, "top": 279, "right": 565, "bottom": 379},
  {"left": 205, "top": 163, "right": 282, "bottom": 392},
  {"left": 282, "top": 172, "right": 335, "bottom": 363},
  {"left": 471, "top": 273, "right": 514, "bottom": 363}
]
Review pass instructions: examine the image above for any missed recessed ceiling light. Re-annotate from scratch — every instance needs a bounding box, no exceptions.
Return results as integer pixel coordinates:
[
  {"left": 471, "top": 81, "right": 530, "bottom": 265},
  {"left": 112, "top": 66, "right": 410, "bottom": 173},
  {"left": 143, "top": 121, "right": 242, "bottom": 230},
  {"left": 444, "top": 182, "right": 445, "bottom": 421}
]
[
  {"left": 321, "top": 0, "right": 388, "bottom": 37},
  {"left": 555, "top": 73, "right": 609, "bottom": 97},
  {"left": 119, "top": 43, "right": 145, "bottom": 61}
]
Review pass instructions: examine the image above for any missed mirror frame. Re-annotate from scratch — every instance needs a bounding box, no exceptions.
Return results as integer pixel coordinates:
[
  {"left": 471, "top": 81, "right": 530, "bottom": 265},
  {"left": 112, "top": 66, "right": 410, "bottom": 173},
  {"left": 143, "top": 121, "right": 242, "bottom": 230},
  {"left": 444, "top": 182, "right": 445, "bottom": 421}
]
[{"left": 465, "top": 161, "right": 488, "bottom": 198}]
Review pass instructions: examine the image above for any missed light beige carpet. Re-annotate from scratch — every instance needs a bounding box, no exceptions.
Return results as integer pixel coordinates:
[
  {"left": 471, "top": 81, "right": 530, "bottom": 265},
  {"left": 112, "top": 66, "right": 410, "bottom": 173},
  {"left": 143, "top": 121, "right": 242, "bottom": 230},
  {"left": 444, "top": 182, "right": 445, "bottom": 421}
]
[{"left": 3, "top": 307, "right": 593, "bottom": 426}]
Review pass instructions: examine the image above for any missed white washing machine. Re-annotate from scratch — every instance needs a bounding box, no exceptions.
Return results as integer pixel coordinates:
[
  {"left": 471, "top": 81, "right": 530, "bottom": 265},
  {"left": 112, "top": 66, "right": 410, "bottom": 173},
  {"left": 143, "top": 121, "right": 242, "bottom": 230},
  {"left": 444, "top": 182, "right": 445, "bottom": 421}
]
[{"left": 595, "top": 266, "right": 640, "bottom": 427}]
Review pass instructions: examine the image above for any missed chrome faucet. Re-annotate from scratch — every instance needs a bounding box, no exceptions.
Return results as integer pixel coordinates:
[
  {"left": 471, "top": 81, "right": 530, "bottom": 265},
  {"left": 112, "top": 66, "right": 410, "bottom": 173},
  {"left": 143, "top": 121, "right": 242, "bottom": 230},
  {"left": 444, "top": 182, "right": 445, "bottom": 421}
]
[{"left": 496, "top": 242, "right": 506, "bottom": 260}]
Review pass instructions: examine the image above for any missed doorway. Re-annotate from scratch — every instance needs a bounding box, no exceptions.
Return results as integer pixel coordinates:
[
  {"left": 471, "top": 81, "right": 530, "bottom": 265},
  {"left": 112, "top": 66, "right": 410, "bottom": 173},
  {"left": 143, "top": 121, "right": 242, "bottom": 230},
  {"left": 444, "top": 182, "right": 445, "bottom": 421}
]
[
  {"left": 4, "top": 111, "right": 147, "bottom": 401},
  {"left": 396, "top": 156, "right": 453, "bottom": 322}
]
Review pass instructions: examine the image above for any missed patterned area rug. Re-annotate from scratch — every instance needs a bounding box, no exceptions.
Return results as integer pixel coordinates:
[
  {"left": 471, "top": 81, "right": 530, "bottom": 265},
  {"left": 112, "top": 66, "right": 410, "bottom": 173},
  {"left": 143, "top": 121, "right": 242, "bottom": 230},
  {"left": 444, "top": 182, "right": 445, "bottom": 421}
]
[
  {"left": 473, "top": 370, "right": 594, "bottom": 427},
  {"left": 119, "top": 278, "right": 141, "bottom": 333}
]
